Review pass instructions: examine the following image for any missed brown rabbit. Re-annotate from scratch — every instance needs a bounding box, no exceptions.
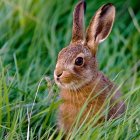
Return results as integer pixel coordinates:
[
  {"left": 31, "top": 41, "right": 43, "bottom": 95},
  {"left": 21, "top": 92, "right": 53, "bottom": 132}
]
[{"left": 54, "top": 0, "right": 125, "bottom": 132}]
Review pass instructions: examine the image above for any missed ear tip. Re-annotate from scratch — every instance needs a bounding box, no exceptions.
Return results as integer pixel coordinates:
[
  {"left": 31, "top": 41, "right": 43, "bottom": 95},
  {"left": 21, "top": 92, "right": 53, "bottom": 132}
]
[
  {"left": 104, "top": 3, "right": 114, "bottom": 7},
  {"left": 100, "top": 3, "right": 115, "bottom": 16},
  {"left": 77, "top": 0, "right": 86, "bottom": 5},
  {"left": 103, "top": 3, "right": 115, "bottom": 10},
  {"left": 75, "top": 0, "right": 86, "bottom": 14},
  {"left": 77, "top": 0, "right": 86, "bottom": 9}
]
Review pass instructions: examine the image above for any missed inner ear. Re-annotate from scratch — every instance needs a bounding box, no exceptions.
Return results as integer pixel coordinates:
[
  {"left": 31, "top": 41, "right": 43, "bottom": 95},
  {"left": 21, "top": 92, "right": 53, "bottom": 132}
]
[
  {"left": 71, "top": 0, "right": 86, "bottom": 44},
  {"left": 94, "top": 4, "right": 115, "bottom": 43},
  {"left": 85, "top": 3, "right": 115, "bottom": 55}
]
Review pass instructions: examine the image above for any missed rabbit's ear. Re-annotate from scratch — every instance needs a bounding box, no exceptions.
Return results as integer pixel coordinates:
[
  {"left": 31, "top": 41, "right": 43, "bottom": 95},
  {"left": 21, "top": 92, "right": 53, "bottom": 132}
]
[
  {"left": 71, "top": 0, "right": 86, "bottom": 44},
  {"left": 86, "top": 3, "right": 115, "bottom": 55}
]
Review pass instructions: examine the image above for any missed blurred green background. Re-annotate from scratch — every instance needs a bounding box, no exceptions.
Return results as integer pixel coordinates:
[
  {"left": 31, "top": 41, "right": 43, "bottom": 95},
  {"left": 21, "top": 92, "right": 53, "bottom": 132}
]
[{"left": 0, "top": 0, "right": 140, "bottom": 139}]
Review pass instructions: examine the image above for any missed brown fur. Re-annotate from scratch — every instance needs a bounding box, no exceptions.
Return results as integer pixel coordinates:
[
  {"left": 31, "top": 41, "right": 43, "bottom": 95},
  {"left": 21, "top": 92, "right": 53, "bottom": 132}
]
[
  {"left": 54, "top": 1, "right": 125, "bottom": 133},
  {"left": 58, "top": 72, "right": 125, "bottom": 132}
]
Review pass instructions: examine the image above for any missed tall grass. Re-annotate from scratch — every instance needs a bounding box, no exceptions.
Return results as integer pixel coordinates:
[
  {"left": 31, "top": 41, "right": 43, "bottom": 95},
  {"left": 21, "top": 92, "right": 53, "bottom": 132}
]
[{"left": 0, "top": 0, "right": 140, "bottom": 139}]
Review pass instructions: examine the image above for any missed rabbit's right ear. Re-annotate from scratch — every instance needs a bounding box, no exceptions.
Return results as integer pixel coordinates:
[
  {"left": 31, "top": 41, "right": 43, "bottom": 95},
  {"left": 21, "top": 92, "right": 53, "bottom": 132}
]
[
  {"left": 86, "top": 3, "right": 115, "bottom": 56},
  {"left": 71, "top": 0, "right": 86, "bottom": 44}
]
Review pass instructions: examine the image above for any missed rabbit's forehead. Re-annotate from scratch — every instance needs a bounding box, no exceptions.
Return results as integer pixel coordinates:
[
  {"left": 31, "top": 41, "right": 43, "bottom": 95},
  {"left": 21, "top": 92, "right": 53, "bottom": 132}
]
[{"left": 58, "top": 45, "right": 91, "bottom": 61}]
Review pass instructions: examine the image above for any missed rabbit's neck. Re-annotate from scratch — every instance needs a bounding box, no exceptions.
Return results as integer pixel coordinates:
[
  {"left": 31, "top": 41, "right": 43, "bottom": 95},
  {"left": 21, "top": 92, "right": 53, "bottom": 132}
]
[
  {"left": 60, "top": 72, "right": 111, "bottom": 104},
  {"left": 58, "top": 72, "right": 114, "bottom": 131}
]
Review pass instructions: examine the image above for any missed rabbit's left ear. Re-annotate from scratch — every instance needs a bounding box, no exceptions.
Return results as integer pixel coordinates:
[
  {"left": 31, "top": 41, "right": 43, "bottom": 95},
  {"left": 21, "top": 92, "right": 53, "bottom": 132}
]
[
  {"left": 86, "top": 3, "right": 115, "bottom": 55},
  {"left": 71, "top": 0, "right": 86, "bottom": 44}
]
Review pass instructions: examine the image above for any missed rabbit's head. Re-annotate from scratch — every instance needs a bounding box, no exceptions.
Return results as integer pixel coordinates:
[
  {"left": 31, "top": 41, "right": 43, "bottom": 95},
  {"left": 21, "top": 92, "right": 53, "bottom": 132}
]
[{"left": 54, "top": 1, "right": 115, "bottom": 90}]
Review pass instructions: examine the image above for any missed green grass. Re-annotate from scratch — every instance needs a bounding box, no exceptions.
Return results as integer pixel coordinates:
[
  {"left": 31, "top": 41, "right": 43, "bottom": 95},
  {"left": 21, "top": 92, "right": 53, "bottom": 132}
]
[{"left": 0, "top": 0, "right": 140, "bottom": 139}]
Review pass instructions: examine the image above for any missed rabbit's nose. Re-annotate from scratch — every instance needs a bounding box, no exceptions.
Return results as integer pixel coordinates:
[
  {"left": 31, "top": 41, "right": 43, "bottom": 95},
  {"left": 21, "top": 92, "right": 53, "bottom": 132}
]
[
  {"left": 55, "top": 70, "right": 63, "bottom": 79},
  {"left": 57, "top": 72, "right": 63, "bottom": 78}
]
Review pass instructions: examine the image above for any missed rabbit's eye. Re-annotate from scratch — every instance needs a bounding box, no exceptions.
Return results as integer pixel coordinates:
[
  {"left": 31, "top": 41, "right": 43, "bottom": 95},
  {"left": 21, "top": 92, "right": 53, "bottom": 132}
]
[{"left": 75, "top": 57, "right": 84, "bottom": 66}]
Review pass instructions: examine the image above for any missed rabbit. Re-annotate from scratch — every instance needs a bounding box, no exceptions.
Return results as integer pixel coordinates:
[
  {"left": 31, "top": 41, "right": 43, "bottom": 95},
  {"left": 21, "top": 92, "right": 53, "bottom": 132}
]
[{"left": 54, "top": 0, "right": 125, "bottom": 132}]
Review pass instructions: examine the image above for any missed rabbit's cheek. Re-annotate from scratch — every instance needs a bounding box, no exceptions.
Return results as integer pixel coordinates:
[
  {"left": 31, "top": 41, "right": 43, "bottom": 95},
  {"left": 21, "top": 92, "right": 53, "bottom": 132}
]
[{"left": 60, "top": 71, "right": 74, "bottom": 84}]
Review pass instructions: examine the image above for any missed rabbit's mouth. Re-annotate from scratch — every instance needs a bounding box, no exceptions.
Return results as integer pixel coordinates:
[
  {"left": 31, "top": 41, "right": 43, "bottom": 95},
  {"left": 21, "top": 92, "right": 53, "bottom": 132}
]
[
  {"left": 54, "top": 75, "right": 92, "bottom": 91},
  {"left": 54, "top": 68, "right": 93, "bottom": 90},
  {"left": 54, "top": 76, "right": 76, "bottom": 89}
]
